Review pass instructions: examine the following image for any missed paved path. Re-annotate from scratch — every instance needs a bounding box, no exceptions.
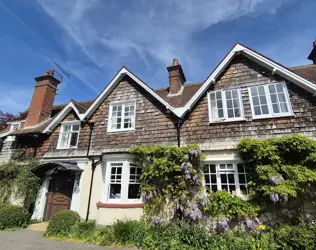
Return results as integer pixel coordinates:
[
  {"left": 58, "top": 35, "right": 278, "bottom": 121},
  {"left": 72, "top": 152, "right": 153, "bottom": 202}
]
[{"left": 0, "top": 229, "right": 136, "bottom": 250}]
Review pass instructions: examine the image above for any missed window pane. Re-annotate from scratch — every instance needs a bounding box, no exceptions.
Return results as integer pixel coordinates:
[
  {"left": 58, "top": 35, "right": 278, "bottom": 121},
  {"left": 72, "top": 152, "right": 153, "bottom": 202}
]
[
  {"left": 238, "top": 174, "right": 246, "bottom": 183},
  {"left": 227, "top": 164, "right": 233, "bottom": 170},
  {"left": 237, "top": 164, "right": 244, "bottom": 173},
  {"left": 222, "top": 185, "right": 228, "bottom": 191},
  {"left": 268, "top": 83, "right": 290, "bottom": 115},
  {"left": 60, "top": 133, "right": 69, "bottom": 148},
  {"left": 228, "top": 174, "right": 235, "bottom": 184},
  {"left": 270, "top": 94, "right": 277, "bottom": 103},
  {"left": 109, "top": 184, "right": 121, "bottom": 199},
  {"left": 211, "top": 185, "right": 218, "bottom": 192},
  {"left": 211, "top": 175, "right": 216, "bottom": 183},
  {"left": 259, "top": 96, "right": 267, "bottom": 105},
  {"left": 128, "top": 184, "right": 141, "bottom": 199},
  {"left": 219, "top": 164, "right": 226, "bottom": 170},
  {"left": 226, "top": 91, "right": 232, "bottom": 99},
  {"left": 218, "top": 109, "right": 224, "bottom": 118},
  {"left": 63, "top": 125, "right": 71, "bottom": 132},
  {"left": 227, "top": 100, "right": 233, "bottom": 109},
  {"left": 228, "top": 109, "right": 234, "bottom": 118},
  {"left": 221, "top": 174, "right": 227, "bottom": 183},
  {"left": 258, "top": 86, "right": 265, "bottom": 95},
  {"left": 253, "top": 97, "right": 259, "bottom": 105},
  {"left": 240, "top": 185, "right": 248, "bottom": 196},
  {"left": 234, "top": 108, "right": 240, "bottom": 117},
  {"left": 203, "top": 165, "right": 210, "bottom": 172},
  {"left": 276, "top": 83, "right": 283, "bottom": 92},
  {"left": 268, "top": 84, "right": 276, "bottom": 93},
  {"left": 210, "top": 165, "right": 216, "bottom": 173},
  {"left": 130, "top": 167, "right": 135, "bottom": 175},
  {"left": 272, "top": 104, "right": 280, "bottom": 113},
  {"left": 230, "top": 185, "right": 236, "bottom": 195},
  {"left": 254, "top": 106, "right": 261, "bottom": 115},
  {"left": 261, "top": 105, "right": 269, "bottom": 114},
  {"left": 251, "top": 87, "right": 257, "bottom": 96},
  {"left": 280, "top": 102, "right": 289, "bottom": 113},
  {"left": 204, "top": 175, "right": 210, "bottom": 184},
  {"left": 72, "top": 124, "right": 80, "bottom": 131},
  {"left": 116, "top": 118, "right": 121, "bottom": 129},
  {"left": 217, "top": 100, "right": 223, "bottom": 109},
  {"left": 278, "top": 93, "right": 286, "bottom": 103},
  {"left": 70, "top": 132, "right": 78, "bottom": 147}
]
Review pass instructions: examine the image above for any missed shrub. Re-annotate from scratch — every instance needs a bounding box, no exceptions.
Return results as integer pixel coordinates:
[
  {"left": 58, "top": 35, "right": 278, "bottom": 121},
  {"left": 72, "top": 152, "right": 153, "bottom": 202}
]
[
  {"left": 45, "top": 210, "right": 80, "bottom": 236},
  {"left": 0, "top": 205, "right": 30, "bottom": 230},
  {"left": 112, "top": 219, "right": 146, "bottom": 245},
  {"left": 274, "top": 223, "right": 316, "bottom": 250},
  {"left": 68, "top": 220, "right": 95, "bottom": 239}
]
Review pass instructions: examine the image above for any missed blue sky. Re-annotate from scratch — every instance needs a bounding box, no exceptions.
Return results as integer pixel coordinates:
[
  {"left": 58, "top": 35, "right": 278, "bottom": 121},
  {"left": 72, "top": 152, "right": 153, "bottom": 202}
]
[{"left": 0, "top": 0, "right": 315, "bottom": 114}]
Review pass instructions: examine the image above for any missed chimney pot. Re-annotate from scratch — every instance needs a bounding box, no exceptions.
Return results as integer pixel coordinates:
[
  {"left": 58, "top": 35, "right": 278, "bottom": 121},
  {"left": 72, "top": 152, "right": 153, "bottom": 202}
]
[
  {"left": 48, "top": 68, "right": 55, "bottom": 76},
  {"left": 173, "top": 58, "right": 179, "bottom": 66}
]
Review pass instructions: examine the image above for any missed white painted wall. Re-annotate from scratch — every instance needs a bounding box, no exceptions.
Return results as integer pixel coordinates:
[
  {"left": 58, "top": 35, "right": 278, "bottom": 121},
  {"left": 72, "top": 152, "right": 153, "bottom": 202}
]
[
  {"left": 31, "top": 177, "right": 49, "bottom": 221},
  {"left": 70, "top": 160, "right": 87, "bottom": 213}
]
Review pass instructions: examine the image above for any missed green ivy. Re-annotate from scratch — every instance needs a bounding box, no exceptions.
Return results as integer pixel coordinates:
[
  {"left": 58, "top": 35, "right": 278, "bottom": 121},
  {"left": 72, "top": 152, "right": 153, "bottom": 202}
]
[
  {"left": 237, "top": 135, "right": 316, "bottom": 222},
  {"left": 202, "top": 190, "right": 260, "bottom": 220},
  {"left": 0, "top": 157, "right": 40, "bottom": 209}
]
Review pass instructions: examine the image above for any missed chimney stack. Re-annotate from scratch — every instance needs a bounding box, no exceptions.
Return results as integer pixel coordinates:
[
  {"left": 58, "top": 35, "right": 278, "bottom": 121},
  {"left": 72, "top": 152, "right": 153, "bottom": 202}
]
[
  {"left": 167, "top": 58, "right": 186, "bottom": 96},
  {"left": 25, "top": 69, "right": 60, "bottom": 127},
  {"left": 308, "top": 40, "right": 316, "bottom": 64}
]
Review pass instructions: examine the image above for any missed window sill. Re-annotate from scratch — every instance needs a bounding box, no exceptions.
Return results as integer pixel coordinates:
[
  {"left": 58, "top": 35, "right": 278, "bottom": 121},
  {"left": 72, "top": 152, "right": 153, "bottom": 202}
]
[
  {"left": 97, "top": 201, "right": 143, "bottom": 208},
  {"left": 209, "top": 119, "right": 246, "bottom": 124},
  {"left": 56, "top": 147, "right": 78, "bottom": 150},
  {"left": 107, "top": 129, "right": 136, "bottom": 134},
  {"left": 251, "top": 114, "right": 294, "bottom": 121}
]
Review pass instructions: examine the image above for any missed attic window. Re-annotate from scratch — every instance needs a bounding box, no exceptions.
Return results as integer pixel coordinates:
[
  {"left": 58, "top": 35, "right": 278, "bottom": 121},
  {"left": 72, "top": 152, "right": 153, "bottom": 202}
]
[
  {"left": 6, "top": 122, "right": 21, "bottom": 142},
  {"left": 248, "top": 82, "right": 292, "bottom": 119},
  {"left": 108, "top": 101, "right": 136, "bottom": 132},
  {"left": 207, "top": 88, "right": 244, "bottom": 122},
  {"left": 57, "top": 122, "right": 80, "bottom": 149}
]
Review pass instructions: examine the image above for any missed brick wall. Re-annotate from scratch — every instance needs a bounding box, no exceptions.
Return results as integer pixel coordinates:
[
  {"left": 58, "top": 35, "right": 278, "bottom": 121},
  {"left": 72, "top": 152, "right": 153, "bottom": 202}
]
[{"left": 181, "top": 55, "right": 316, "bottom": 150}]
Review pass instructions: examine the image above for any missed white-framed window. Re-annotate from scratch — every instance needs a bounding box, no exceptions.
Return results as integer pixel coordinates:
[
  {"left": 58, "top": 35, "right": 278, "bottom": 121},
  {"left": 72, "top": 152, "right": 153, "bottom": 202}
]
[
  {"left": 107, "top": 101, "right": 136, "bottom": 132},
  {"left": 248, "top": 82, "right": 292, "bottom": 119},
  {"left": 207, "top": 88, "right": 244, "bottom": 122},
  {"left": 203, "top": 162, "right": 248, "bottom": 197},
  {"left": 103, "top": 160, "right": 142, "bottom": 203},
  {"left": 6, "top": 122, "right": 21, "bottom": 141},
  {"left": 57, "top": 122, "right": 80, "bottom": 149}
]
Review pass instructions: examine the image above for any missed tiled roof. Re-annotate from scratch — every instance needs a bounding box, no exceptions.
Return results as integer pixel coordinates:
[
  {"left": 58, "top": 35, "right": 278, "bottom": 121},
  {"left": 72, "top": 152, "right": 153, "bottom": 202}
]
[
  {"left": 155, "top": 82, "right": 203, "bottom": 107},
  {"left": 290, "top": 64, "right": 316, "bottom": 84}
]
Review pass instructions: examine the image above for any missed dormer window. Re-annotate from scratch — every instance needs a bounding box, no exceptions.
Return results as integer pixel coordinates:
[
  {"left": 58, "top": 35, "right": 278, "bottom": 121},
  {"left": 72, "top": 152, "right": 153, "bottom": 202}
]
[
  {"left": 249, "top": 82, "right": 292, "bottom": 119},
  {"left": 57, "top": 122, "right": 80, "bottom": 149},
  {"left": 6, "top": 122, "right": 21, "bottom": 141},
  {"left": 108, "top": 101, "right": 136, "bottom": 132},
  {"left": 208, "top": 88, "right": 244, "bottom": 122}
]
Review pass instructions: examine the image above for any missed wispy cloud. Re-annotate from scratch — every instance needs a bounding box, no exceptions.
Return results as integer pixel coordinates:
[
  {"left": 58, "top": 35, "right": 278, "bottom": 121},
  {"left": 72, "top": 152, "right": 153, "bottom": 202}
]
[{"left": 35, "top": 0, "right": 292, "bottom": 86}]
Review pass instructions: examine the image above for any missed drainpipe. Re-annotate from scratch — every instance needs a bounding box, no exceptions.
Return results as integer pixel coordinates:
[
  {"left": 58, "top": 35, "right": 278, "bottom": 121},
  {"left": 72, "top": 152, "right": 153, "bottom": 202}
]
[
  {"left": 85, "top": 156, "right": 101, "bottom": 221},
  {"left": 175, "top": 118, "right": 184, "bottom": 147}
]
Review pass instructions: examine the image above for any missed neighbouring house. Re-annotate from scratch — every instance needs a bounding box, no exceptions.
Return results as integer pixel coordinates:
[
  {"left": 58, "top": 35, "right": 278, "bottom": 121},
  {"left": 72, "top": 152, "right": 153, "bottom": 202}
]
[{"left": 0, "top": 42, "right": 316, "bottom": 225}]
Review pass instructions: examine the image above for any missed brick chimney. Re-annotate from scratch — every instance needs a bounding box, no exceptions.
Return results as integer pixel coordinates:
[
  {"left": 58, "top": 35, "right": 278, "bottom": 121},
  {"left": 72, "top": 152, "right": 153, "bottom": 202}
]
[
  {"left": 308, "top": 40, "right": 316, "bottom": 64},
  {"left": 167, "top": 58, "right": 186, "bottom": 95},
  {"left": 25, "top": 69, "right": 60, "bottom": 127}
]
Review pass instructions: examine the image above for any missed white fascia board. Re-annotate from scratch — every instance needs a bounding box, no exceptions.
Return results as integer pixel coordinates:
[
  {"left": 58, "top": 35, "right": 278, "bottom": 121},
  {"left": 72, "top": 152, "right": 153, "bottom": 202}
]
[
  {"left": 43, "top": 102, "right": 83, "bottom": 133},
  {"left": 0, "top": 131, "right": 11, "bottom": 138},
  {"left": 82, "top": 67, "right": 177, "bottom": 120},
  {"left": 178, "top": 43, "right": 316, "bottom": 117},
  {"left": 179, "top": 45, "right": 240, "bottom": 117},
  {"left": 241, "top": 47, "right": 316, "bottom": 94}
]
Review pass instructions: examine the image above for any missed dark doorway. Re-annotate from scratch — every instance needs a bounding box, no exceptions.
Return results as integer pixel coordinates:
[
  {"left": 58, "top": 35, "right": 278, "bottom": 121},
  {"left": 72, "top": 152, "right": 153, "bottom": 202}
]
[{"left": 44, "top": 171, "right": 75, "bottom": 221}]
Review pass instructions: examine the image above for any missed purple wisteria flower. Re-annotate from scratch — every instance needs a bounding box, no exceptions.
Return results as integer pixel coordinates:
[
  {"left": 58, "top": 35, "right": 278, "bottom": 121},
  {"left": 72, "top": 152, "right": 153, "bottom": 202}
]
[
  {"left": 268, "top": 176, "right": 284, "bottom": 185},
  {"left": 206, "top": 220, "right": 217, "bottom": 230},
  {"left": 269, "top": 193, "right": 279, "bottom": 203},
  {"left": 152, "top": 216, "right": 160, "bottom": 225},
  {"left": 142, "top": 190, "right": 156, "bottom": 203},
  {"left": 192, "top": 174, "right": 200, "bottom": 184},
  {"left": 185, "top": 171, "right": 191, "bottom": 180},
  {"left": 218, "top": 217, "right": 229, "bottom": 232},
  {"left": 184, "top": 202, "right": 202, "bottom": 221},
  {"left": 184, "top": 154, "right": 190, "bottom": 162},
  {"left": 200, "top": 197, "right": 210, "bottom": 207},
  {"left": 245, "top": 218, "right": 255, "bottom": 230}
]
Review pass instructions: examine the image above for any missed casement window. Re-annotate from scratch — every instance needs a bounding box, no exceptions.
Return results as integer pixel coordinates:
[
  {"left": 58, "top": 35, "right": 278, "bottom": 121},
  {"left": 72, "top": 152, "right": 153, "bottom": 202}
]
[
  {"left": 208, "top": 88, "right": 244, "bottom": 122},
  {"left": 108, "top": 101, "right": 136, "bottom": 132},
  {"left": 203, "top": 163, "right": 248, "bottom": 197},
  {"left": 249, "top": 82, "right": 292, "bottom": 119},
  {"left": 57, "top": 122, "right": 80, "bottom": 149},
  {"left": 103, "top": 161, "right": 142, "bottom": 203},
  {"left": 6, "top": 122, "right": 21, "bottom": 141}
]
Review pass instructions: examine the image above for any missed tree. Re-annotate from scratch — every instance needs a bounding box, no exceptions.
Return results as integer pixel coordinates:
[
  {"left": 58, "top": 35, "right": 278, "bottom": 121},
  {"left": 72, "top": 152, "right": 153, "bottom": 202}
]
[{"left": 0, "top": 110, "right": 15, "bottom": 131}]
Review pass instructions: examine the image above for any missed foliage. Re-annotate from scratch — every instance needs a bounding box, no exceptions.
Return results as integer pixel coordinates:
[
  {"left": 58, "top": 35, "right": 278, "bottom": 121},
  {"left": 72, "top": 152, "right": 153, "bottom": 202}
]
[
  {"left": 68, "top": 220, "right": 96, "bottom": 239},
  {"left": 203, "top": 190, "right": 260, "bottom": 220},
  {"left": 0, "top": 205, "right": 30, "bottom": 230},
  {"left": 45, "top": 210, "right": 80, "bottom": 236},
  {"left": 0, "top": 110, "right": 15, "bottom": 131},
  {"left": 130, "top": 144, "right": 206, "bottom": 223},
  {"left": 112, "top": 219, "right": 147, "bottom": 245},
  {"left": 0, "top": 158, "right": 40, "bottom": 209},
  {"left": 237, "top": 135, "right": 316, "bottom": 222},
  {"left": 274, "top": 222, "right": 316, "bottom": 250}
]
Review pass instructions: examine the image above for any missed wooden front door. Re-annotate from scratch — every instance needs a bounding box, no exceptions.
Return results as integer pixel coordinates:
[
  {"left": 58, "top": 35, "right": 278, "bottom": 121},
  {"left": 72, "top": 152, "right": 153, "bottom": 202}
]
[{"left": 44, "top": 171, "right": 75, "bottom": 221}]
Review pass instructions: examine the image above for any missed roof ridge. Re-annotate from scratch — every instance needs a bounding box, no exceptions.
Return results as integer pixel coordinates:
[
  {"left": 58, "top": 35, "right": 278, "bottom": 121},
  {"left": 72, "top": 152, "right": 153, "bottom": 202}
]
[{"left": 154, "top": 82, "right": 203, "bottom": 92}]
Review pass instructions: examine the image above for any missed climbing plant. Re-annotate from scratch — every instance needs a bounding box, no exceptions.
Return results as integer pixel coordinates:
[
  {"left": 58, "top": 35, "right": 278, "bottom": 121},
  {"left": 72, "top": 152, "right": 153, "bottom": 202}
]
[
  {"left": 237, "top": 135, "right": 316, "bottom": 222},
  {"left": 0, "top": 157, "right": 40, "bottom": 210}
]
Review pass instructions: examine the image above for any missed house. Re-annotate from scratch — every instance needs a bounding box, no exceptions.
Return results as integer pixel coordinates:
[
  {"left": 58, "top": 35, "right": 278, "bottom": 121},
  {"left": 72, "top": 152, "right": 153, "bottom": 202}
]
[{"left": 0, "top": 41, "right": 316, "bottom": 225}]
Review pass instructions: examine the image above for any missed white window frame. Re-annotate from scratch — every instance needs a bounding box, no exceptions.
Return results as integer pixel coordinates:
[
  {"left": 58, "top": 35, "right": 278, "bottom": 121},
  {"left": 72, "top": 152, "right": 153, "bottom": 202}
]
[
  {"left": 107, "top": 100, "right": 136, "bottom": 132},
  {"left": 203, "top": 161, "right": 248, "bottom": 198},
  {"left": 6, "top": 122, "right": 21, "bottom": 142},
  {"left": 102, "top": 159, "right": 142, "bottom": 204},
  {"left": 248, "top": 82, "right": 293, "bottom": 119},
  {"left": 57, "top": 121, "right": 80, "bottom": 149},
  {"left": 207, "top": 88, "right": 244, "bottom": 123}
]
